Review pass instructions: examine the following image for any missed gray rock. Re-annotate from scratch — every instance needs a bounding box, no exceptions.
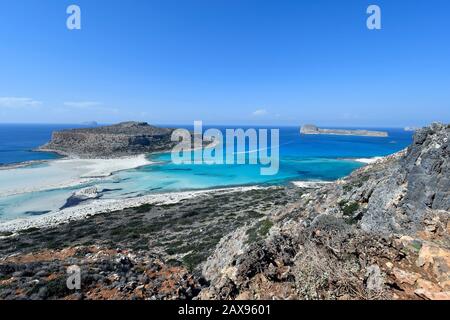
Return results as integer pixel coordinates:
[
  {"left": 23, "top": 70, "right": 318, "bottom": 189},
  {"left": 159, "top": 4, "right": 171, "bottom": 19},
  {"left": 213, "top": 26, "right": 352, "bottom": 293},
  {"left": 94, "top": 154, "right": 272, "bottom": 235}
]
[
  {"left": 361, "top": 122, "right": 449, "bottom": 234},
  {"left": 35, "top": 270, "right": 49, "bottom": 278},
  {"left": 365, "top": 265, "right": 384, "bottom": 292},
  {"left": 37, "top": 287, "right": 48, "bottom": 299},
  {"left": 12, "top": 271, "right": 23, "bottom": 277}
]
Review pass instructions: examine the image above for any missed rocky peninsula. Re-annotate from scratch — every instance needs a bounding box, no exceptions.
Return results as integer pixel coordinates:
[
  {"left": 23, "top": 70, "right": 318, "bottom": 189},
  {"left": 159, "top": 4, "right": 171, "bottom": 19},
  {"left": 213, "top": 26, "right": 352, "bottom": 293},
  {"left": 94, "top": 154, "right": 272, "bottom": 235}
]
[
  {"left": 38, "top": 122, "right": 176, "bottom": 158},
  {"left": 301, "top": 124, "right": 389, "bottom": 137}
]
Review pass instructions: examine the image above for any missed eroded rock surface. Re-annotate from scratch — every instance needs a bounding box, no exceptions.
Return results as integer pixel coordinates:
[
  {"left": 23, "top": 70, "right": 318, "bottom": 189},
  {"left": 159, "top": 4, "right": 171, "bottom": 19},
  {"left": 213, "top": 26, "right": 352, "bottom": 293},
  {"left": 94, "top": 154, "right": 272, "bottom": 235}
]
[{"left": 39, "top": 122, "right": 175, "bottom": 158}]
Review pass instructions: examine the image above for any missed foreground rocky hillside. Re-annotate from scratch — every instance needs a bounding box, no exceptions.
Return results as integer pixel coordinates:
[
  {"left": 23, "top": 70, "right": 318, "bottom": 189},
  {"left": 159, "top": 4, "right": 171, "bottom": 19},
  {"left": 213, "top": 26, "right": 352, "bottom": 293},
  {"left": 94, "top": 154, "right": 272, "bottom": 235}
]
[
  {"left": 200, "top": 123, "right": 449, "bottom": 300},
  {"left": 39, "top": 122, "right": 175, "bottom": 158},
  {"left": 1, "top": 123, "right": 448, "bottom": 300},
  {"left": 0, "top": 188, "right": 297, "bottom": 299}
]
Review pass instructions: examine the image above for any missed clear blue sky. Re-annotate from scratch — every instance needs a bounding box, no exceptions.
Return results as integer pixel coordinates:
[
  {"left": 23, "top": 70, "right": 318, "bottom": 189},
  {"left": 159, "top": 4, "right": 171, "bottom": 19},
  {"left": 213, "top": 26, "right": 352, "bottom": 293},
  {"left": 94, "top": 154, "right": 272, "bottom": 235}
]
[{"left": 0, "top": 0, "right": 449, "bottom": 126}]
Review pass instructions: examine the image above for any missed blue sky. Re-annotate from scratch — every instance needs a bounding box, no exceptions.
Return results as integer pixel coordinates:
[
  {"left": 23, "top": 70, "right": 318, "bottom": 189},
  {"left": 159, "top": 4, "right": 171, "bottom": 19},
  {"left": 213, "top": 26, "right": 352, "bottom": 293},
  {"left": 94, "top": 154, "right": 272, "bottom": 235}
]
[{"left": 0, "top": 0, "right": 449, "bottom": 126}]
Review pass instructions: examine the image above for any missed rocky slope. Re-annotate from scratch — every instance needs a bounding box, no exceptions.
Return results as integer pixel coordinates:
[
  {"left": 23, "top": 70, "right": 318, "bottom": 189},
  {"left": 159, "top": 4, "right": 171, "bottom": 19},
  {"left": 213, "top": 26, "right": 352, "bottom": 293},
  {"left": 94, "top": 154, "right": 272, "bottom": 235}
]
[
  {"left": 200, "top": 123, "right": 449, "bottom": 300},
  {"left": 0, "top": 187, "right": 296, "bottom": 300},
  {"left": 39, "top": 122, "right": 175, "bottom": 158}
]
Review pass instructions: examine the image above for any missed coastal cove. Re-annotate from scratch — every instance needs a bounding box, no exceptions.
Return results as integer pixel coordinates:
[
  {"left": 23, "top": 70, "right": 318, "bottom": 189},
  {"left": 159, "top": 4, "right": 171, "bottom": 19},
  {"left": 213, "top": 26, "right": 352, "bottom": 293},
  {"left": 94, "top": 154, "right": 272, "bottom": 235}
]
[{"left": 0, "top": 125, "right": 414, "bottom": 224}]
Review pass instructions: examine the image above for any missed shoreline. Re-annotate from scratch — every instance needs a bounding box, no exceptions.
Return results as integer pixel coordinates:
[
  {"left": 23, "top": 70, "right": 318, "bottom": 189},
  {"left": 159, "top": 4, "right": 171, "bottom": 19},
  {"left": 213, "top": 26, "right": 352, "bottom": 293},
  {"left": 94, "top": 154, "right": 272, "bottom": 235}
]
[
  {"left": 0, "top": 185, "right": 264, "bottom": 234},
  {"left": 290, "top": 180, "right": 333, "bottom": 188},
  {"left": 338, "top": 156, "right": 384, "bottom": 164},
  {"left": 0, "top": 139, "right": 224, "bottom": 215},
  {"left": 0, "top": 148, "right": 65, "bottom": 170},
  {"left": 0, "top": 154, "right": 153, "bottom": 198},
  {"left": 0, "top": 144, "right": 392, "bottom": 233},
  {"left": 0, "top": 178, "right": 338, "bottom": 234},
  {"left": 0, "top": 159, "right": 50, "bottom": 170},
  {"left": 352, "top": 157, "right": 384, "bottom": 164}
]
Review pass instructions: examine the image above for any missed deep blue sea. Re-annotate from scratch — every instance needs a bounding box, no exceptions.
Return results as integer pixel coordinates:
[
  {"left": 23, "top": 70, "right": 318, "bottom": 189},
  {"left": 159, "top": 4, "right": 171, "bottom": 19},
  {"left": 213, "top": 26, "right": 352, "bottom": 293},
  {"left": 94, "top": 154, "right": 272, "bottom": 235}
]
[
  {"left": 0, "top": 124, "right": 414, "bottom": 222},
  {"left": 0, "top": 124, "right": 413, "bottom": 167},
  {"left": 0, "top": 124, "right": 86, "bottom": 165}
]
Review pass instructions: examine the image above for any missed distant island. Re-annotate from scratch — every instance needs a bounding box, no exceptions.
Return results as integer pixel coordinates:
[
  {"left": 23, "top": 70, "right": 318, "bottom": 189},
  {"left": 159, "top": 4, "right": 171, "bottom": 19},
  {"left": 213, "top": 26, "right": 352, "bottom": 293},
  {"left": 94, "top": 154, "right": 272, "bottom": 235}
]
[
  {"left": 404, "top": 126, "right": 421, "bottom": 132},
  {"left": 81, "top": 121, "right": 99, "bottom": 127},
  {"left": 38, "top": 121, "right": 176, "bottom": 158},
  {"left": 300, "top": 124, "right": 389, "bottom": 137}
]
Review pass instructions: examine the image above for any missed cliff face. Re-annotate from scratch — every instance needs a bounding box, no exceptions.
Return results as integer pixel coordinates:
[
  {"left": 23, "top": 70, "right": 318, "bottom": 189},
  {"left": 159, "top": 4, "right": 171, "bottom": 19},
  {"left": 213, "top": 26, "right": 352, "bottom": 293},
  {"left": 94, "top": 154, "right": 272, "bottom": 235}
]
[
  {"left": 39, "top": 122, "right": 175, "bottom": 158},
  {"left": 361, "top": 123, "right": 449, "bottom": 234},
  {"left": 200, "top": 123, "right": 449, "bottom": 300}
]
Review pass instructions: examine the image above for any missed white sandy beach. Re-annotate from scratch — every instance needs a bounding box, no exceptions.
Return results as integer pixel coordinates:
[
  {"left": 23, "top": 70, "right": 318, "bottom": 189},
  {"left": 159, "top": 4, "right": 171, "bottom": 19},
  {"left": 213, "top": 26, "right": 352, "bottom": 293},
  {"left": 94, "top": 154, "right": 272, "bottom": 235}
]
[
  {"left": 0, "top": 186, "right": 263, "bottom": 234},
  {"left": 0, "top": 143, "right": 393, "bottom": 234},
  {"left": 0, "top": 155, "right": 152, "bottom": 198},
  {"left": 353, "top": 157, "right": 384, "bottom": 164},
  {"left": 291, "top": 181, "right": 333, "bottom": 188}
]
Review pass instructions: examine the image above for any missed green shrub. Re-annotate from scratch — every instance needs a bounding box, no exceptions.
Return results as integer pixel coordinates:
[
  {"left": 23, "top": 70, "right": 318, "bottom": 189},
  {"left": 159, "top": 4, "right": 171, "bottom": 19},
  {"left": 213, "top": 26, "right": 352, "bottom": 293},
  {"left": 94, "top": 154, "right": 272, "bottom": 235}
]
[
  {"left": 182, "top": 253, "right": 205, "bottom": 272},
  {"left": 19, "top": 227, "right": 40, "bottom": 234},
  {"left": 339, "top": 201, "right": 359, "bottom": 217},
  {"left": 28, "top": 276, "right": 71, "bottom": 298},
  {"left": 46, "top": 277, "right": 73, "bottom": 297},
  {"left": 135, "top": 203, "right": 153, "bottom": 213},
  {"left": 343, "top": 185, "right": 353, "bottom": 192},
  {"left": 246, "top": 219, "right": 274, "bottom": 244}
]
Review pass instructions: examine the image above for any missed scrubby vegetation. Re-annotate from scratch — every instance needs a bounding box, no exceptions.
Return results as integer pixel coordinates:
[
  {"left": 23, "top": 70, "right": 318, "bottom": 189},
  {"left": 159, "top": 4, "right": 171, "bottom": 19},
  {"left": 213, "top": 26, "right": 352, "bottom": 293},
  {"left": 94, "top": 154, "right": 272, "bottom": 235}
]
[{"left": 246, "top": 219, "right": 274, "bottom": 244}]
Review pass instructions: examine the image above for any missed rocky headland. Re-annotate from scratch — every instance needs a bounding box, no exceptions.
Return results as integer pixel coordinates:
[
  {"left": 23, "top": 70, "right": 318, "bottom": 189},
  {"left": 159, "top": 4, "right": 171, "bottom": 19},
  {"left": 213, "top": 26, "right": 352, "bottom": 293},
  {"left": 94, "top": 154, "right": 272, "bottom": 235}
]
[
  {"left": 38, "top": 122, "right": 176, "bottom": 158},
  {"left": 0, "top": 123, "right": 448, "bottom": 300},
  {"left": 301, "top": 124, "right": 389, "bottom": 137}
]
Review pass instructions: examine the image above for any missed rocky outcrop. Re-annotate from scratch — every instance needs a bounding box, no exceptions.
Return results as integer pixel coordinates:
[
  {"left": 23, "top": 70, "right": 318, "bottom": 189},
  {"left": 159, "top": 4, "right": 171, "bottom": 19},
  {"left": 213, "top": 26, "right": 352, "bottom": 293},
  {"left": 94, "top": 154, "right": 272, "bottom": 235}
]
[
  {"left": 361, "top": 122, "right": 449, "bottom": 234},
  {"left": 39, "top": 122, "right": 175, "bottom": 158},
  {"left": 301, "top": 124, "right": 388, "bottom": 137},
  {"left": 200, "top": 123, "right": 449, "bottom": 300},
  {"left": 60, "top": 187, "right": 101, "bottom": 210},
  {"left": 0, "top": 246, "right": 202, "bottom": 300}
]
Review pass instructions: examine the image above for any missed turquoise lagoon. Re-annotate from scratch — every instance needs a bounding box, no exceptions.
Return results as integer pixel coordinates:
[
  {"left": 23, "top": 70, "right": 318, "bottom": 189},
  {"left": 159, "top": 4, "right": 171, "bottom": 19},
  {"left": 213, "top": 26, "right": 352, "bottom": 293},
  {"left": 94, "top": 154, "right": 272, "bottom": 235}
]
[{"left": 0, "top": 125, "right": 414, "bottom": 222}]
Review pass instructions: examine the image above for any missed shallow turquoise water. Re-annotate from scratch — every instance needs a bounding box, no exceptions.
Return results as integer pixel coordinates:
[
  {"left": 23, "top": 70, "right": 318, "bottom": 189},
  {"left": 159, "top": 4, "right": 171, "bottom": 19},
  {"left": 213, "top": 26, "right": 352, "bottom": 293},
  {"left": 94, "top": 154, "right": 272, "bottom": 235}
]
[{"left": 0, "top": 126, "right": 413, "bottom": 222}]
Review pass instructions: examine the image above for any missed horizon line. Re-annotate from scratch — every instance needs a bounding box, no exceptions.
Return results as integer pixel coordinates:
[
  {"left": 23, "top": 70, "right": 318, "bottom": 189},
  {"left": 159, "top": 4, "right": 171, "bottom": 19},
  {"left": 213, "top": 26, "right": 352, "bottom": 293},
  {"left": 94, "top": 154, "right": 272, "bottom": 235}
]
[{"left": 0, "top": 121, "right": 433, "bottom": 129}]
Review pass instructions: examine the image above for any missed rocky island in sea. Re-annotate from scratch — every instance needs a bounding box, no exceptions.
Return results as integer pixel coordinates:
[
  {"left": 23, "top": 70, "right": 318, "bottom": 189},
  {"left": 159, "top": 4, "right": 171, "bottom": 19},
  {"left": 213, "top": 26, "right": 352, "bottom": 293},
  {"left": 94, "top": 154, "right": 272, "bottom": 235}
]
[
  {"left": 301, "top": 124, "right": 389, "bottom": 137},
  {"left": 38, "top": 121, "right": 176, "bottom": 158},
  {"left": 404, "top": 126, "right": 421, "bottom": 132},
  {"left": 0, "top": 123, "right": 448, "bottom": 300}
]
